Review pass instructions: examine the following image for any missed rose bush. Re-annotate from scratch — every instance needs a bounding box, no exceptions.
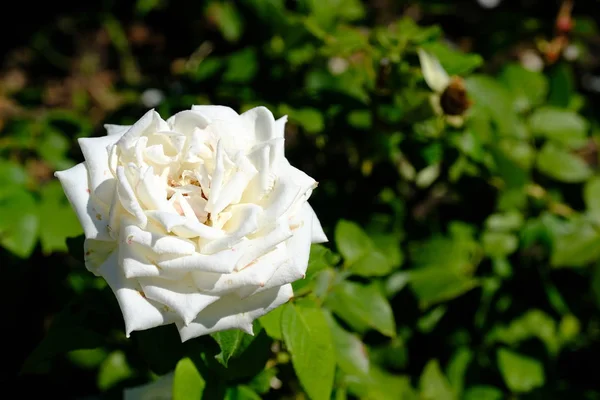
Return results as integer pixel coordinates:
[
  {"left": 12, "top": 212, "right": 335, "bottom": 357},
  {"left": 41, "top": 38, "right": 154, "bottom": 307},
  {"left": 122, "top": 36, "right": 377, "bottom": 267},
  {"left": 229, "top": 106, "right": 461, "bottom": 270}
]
[{"left": 55, "top": 105, "right": 327, "bottom": 341}]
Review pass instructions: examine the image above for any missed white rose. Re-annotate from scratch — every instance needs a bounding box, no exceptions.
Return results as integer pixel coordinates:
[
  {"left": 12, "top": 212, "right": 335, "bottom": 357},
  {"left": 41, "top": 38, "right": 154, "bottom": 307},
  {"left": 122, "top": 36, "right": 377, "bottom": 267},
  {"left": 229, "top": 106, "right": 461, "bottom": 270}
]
[{"left": 55, "top": 105, "right": 327, "bottom": 341}]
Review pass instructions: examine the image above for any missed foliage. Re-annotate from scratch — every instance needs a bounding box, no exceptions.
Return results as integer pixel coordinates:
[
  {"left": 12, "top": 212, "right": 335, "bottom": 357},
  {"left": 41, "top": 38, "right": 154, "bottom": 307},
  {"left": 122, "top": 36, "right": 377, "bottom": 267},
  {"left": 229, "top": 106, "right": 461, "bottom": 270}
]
[{"left": 4, "top": 0, "right": 600, "bottom": 399}]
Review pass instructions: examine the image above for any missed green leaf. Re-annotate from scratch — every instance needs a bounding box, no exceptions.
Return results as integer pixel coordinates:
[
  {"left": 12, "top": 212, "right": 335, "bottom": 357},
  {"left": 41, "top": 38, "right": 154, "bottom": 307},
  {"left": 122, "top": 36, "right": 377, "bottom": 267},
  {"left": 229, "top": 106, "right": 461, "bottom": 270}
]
[
  {"left": 350, "top": 251, "right": 395, "bottom": 277},
  {"left": 303, "top": 0, "right": 365, "bottom": 28},
  {"left": 446, "top": 348, "right": 473, "bottom": 397},
  {"left": 0, "top": 189, "right": 39, "bottom": 258},
  {"left": 536, "top": 142, "right": 592, "bottom": 183},
  {"left": 334, "top": 219, "right": 373, "bottom": 264},
  {"left": 344, "top": 365, "right": 417, "bottom": 400},
  {"left": 135, "top": 325, "right": 185, "bottom": 375},
  {"left": 485, "top": 211, "right": 524, "bottom": 232},
  {"left": 0, "top": 160, "right": 28, "bottom": 196},
  {"left": 415, "top": 163, "right": 441, "bottom": 188},
  {"left": 528, "top": 107, "right": 588, "bottom": 148},
  {"left": 325, "top": 311, "right": 369, "bottom": 376},
  {"left": 593, "top": 263, "right": 600, "bottom": 309},
  {"left": 482, "top": 231, "right": 518, "bottom": 258},
  {"left": 385, "top": 271, "right": 411, "bottom": 297},
  {"left": 281, "top": 302, "right": 335, "bottom": 400},
  {"left": 212, "top": 326, "right": 258, "bottom": 367},
  {"left": 497, "top": 348, "right": 545, "bottom": 393},
  {"left": 548, "top": 63, "right": 575, "bottom": 108},
  {"left": 463, "top": 386, "right": 504, "bottom": 400},
  {"left": 419, "top": 360, "right": 456, "bottom": 400},
  {"left": 173, "top": 357, "right": 205, "bottom": 400},
  {"left": 136, "top": 0, "right": 163, "bottom": 16},
  {"left": 500, "top": 64, "right": 548, "bottom": 111},
  {"left": 258, "top": 305, "right": 283, "bottom": 340},
  {"left": 550, "top": 219, "right": 600, "bottom": 268},
  {"left": 247, "top": 367, "right": 278, "bottom": 395},
  {"left": 67, "top": 348, "right": 108, "bottom": 369},
  {"left": 207, "top": 2, "right": 244, "bottom": 42},
  {"left": 281, "top": 106, "right": 325, "bottom": 134},
  {"left": 410, "top": 268, "right": 479, "bottom": 308},
  {"left": 191, "top": 57, "right": 223, "bottom": 82},
  {"left": 38, "top": 181, "right": 83, "bottom": 254},
  {"left": 293, "top": 244, "right": 339, "bottom": 294},
  {"left": 224, "top": 48, "right": 258, "bottom": 83},
  {"left": 21, "top": 294, "right": 108, "bottom": 373},
  {"left": 559, "top": 314, "right": 581, "bottom": 343},
  {"left": 326, "top": 281, "right": 396, "bottom": 337},
  {"left": 490, "top": 148, "right": 528, "bottom": 189},
  {"left": 225, "top": 385, "right": 262, "bottom": 400},
  {"left": 38, "top": 129, "right": 72, "bottom": 169},
  {"left": 584, "top": 177, "right": 600, "bottom": 213},
  {"left": 124, "top": 373, "right": 174, "bottom": 400},
  {"left": 371, "top": 234, "right": 404, "bottom": 268},
  {"left": 486, "top": 310, "right": 560, "bottom": 355},
  {"left": 421, "top": 42, "right": 483, "bottom": 76},
  {"left": 466, "top": 75, "right": 518, "bottom": 137},
  {"left": 97, "top": 351, "right": 133, "bottom": 391},
  {"left": 417, "top": 305, "right": 447, "bottom": 333}
]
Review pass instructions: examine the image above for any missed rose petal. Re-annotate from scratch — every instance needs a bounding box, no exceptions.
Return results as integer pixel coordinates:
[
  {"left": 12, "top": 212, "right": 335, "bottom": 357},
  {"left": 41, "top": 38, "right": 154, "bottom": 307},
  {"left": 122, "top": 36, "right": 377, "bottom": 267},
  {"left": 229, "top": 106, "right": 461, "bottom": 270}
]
[
  {"left": 167, "top": 110, "right": 210, "bottom": 135},
  {"left": 200, "top": 203, "right": 262, "bottom": 254},
  {"left": 155, "top": 242, "right": 248, "bottom": 273},
  {"left": 176, "top": 284, "right": 293, "bottom": 341},
  {"left": 192, "top": 245, "right": 286, "bottom": 295},
  {"left": 123, "top": 223, "right": 196, "bottom": 255},
  {"left": 191, "top": 105, "right": 239, "bottom": 122},
  {"left": 239, "top": 203, "right": 313, "bottom": 297},
  {"left": 55, "top": 163, "right": 111, "bottom": 241},
  {"left": 147, "top": 210, "right": 224, "bottom": 239},
  {"left": 208, "top": 154, "right": 258, "bottom": 217},
  {"left": 118, "top": 109, "right": 169, "bottom": 150},
  {"left": 138, "top": 276, "right": 220, "bottom": 325},
  {"left": 83, "top": 238, "right": 117, "bottom": 274},
  {"left": 104, "top": 124, "right": 131, "bottom": 137},
  {"left": 78, "top": 135, "right": 120, "bottom": 205},
  {"left": 244, "top": 143, "right": 275, "bottom": 201},
  {"left": 117, "top": 166, "right": 148, "bottom": 227},
  {"left": 258, "top": 176, "right": 302, "bottom": 225},
  {"left": 240, "top": 106, "right": 276, "bottom": 142},
  {"left": 98, "top": 252, "right": 172, "bottom": 336},
  {"left": 235, "top": 220, "right": 292, "bottom": 271}
]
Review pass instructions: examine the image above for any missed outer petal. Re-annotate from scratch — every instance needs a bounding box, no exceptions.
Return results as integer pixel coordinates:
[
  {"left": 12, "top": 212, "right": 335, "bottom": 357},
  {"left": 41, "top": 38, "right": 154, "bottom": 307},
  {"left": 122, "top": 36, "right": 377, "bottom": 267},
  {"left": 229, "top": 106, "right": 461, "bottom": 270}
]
[
  {"left": 192, "top": 245, "right": 287, "bottom": 295},
  {"left": 118, "top": 109, "right": 169, "bottom": 150},
  {"left": 239, "top": 203, "right": 313, "bottom": 298},
  {"left": 105, "top": 124, "right": 131, "bottom": 137},
  {"left": 417, "top": 48, "right": 451, "bottom": 93},
  {"left": 191, "top": 105, "right": 239, "bottom": 121},
  {"left": 55, "top": 163, "right": 111, "bottom": 241},
  {"left": 138, "top": 276, "right": 220, "bottom": 325},
  {"left": 155, "top": 241, "right": 249, "bottom": 273},
  {"left": 98, "top": 251, "right": 172, "bottom": 336},
  {"left": 240, "top": 106, "right": 276, "bottom": 142},
  {"left": 78, "top": 135, "right": 120, "bottom": 205},
  {"left": 176, "top": 284, "right": 293, "bottom": 341},
  {"left": 167, "top": 110, "right": 210, "bottom": 135}
]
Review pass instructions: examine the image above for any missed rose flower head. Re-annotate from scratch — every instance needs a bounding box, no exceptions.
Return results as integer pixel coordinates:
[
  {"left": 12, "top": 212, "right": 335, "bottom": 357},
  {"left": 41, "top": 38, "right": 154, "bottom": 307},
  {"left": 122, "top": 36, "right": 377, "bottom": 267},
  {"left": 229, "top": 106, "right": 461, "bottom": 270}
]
[{"left": 55, "top": 105, "right": 327, "bottom": 341}]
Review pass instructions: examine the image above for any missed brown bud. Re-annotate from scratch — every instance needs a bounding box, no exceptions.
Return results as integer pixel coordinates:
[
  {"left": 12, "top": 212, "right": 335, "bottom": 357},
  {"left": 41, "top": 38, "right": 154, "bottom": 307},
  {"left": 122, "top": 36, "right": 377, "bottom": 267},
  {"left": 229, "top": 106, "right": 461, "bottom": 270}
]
[{"left": 440, "top": 77, "right": 471, "bottom": 116}]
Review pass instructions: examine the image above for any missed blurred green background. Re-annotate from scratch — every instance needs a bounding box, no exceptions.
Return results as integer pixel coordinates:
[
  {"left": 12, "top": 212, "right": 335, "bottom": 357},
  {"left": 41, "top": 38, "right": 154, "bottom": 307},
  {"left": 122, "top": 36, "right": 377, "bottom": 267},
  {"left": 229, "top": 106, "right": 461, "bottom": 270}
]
[{"left": 3, "top": 0, "right": 600, "bottom": 398}]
